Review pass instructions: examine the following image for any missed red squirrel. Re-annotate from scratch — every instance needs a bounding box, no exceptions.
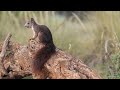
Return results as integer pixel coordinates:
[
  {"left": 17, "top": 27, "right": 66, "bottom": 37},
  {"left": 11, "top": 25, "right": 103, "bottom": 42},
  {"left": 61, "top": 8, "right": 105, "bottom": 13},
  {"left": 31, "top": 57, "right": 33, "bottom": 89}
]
[{"left": 24, "top": 18, "right": 56, "bottom": 76}]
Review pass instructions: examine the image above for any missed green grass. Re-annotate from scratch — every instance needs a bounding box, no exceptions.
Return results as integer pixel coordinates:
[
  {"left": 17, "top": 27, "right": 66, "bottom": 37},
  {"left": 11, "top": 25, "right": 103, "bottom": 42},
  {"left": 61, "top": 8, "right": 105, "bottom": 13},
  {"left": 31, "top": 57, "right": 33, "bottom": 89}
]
[{"left": 0, "top": 11, "right": 120, "bottom": 79}]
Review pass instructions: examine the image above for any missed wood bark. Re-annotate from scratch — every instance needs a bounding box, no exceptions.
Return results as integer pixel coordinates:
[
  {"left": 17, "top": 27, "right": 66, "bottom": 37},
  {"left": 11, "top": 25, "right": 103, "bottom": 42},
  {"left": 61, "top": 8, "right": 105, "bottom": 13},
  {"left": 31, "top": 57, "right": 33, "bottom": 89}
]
[{"left": 0, "top": 34, "right": 101, "bottom": 79}]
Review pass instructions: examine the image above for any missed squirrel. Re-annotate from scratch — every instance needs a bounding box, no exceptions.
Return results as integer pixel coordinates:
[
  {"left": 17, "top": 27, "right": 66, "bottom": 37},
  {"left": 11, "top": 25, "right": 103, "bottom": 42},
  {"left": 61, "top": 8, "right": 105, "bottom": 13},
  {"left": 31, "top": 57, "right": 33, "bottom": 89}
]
[{"left": 24, "top": 18, "right": 56, "bottom": 76}]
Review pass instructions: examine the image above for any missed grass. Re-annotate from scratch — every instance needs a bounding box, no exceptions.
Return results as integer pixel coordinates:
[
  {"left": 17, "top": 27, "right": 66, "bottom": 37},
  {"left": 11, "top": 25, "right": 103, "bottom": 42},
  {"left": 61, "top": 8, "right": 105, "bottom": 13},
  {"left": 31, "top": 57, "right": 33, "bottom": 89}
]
[{"left": 0, "top": 11, "right": 120, "bottom": 79}]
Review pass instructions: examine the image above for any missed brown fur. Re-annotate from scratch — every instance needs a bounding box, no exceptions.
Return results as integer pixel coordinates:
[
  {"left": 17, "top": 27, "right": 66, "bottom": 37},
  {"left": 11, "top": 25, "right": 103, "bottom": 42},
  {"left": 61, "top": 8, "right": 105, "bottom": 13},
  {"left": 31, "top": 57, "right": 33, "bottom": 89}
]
[
  {"left": 32, "top": 43, "right": 55, "bottom": 75},
  {"left": 25, "top": 18, "right": 56, "bottom": 76}
]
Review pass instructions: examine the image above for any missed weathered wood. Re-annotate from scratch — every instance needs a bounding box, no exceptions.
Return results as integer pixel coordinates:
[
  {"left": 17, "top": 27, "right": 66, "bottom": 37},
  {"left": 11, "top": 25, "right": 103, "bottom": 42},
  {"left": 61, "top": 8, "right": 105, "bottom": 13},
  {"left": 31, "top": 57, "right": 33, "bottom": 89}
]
[
  {"left": 0, "top": 42, "right": 32, "bottom": 79},
  {"left": 0, "top": 33, "right": 12, "bottom": 60},
  {"left": 0, "top": 35, "right": 101, "bottom": 79},
  {"left": 0, "top": 33, "right": 12, "bottom": 78},
  {"left": 29, "top": 40, "right": 101, "bottom": 79}
]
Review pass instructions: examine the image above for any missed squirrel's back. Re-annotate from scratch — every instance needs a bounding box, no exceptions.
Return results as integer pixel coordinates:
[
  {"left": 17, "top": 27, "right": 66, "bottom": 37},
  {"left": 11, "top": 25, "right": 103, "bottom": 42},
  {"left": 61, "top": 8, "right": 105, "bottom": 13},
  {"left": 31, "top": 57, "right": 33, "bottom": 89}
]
[{"left": 37, "top": 25, "right": 54, "bottom": 44}]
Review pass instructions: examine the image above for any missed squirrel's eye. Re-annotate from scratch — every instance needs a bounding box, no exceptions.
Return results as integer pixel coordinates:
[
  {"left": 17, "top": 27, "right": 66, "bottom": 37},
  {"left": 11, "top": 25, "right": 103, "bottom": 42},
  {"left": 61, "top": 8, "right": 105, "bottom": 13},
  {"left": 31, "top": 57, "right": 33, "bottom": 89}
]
[{"left": 27, "top": 22, "right": 29, "bottom": 24}]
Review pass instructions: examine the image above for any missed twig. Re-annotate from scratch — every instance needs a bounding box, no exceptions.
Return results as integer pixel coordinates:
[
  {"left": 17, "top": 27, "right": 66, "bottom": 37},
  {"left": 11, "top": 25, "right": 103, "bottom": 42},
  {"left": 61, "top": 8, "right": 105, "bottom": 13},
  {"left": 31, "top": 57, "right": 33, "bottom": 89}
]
[
  {"left": 0, "top": 33, "right": 12, "bottom": 77},
  {"left": 0, "top": 33, "right": 12, "bottom": 61}
]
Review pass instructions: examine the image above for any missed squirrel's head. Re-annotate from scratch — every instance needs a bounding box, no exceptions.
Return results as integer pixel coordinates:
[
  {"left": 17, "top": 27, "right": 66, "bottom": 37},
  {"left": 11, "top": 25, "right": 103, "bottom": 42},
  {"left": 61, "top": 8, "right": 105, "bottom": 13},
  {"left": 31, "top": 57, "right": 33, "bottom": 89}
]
[{"left": 24, "top": 18, "right": 36, "bottom": 28}]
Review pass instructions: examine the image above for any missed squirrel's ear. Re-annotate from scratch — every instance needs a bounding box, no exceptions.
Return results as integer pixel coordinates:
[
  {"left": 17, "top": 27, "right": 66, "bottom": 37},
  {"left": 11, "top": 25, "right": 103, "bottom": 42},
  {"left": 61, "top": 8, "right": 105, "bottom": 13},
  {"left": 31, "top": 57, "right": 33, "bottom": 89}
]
[{"left": 31, "top": 18, "right": 35, "bottom": 22}]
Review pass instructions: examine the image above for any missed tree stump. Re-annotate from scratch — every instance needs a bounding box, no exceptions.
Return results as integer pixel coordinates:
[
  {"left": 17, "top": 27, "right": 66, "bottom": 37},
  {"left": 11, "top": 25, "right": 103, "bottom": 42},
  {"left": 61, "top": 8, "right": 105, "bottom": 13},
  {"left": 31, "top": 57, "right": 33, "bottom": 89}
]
[
  {"left": 0, "top": 34, "right": 32, "bottom": 79},
  {"left": 29, "top": 40, "right": 101, "bottom": 79},
  {"left": 0, "top": 34, "right": 101, "bottom": 79}
]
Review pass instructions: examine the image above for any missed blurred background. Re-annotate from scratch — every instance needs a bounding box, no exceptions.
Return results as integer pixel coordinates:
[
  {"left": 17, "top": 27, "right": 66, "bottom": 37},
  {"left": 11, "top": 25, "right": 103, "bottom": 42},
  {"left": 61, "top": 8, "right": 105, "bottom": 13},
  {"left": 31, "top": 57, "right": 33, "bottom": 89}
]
[{"left": 0, "top": 11, "right": 120, "bottom": 79}]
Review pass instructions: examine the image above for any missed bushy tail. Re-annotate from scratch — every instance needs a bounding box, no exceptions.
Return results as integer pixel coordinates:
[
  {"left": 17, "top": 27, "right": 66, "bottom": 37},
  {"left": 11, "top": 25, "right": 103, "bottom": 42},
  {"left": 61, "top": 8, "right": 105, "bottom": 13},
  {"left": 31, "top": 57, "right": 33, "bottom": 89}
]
[{"left": 32, "top": 43, "right": 55, "bottom": 74}]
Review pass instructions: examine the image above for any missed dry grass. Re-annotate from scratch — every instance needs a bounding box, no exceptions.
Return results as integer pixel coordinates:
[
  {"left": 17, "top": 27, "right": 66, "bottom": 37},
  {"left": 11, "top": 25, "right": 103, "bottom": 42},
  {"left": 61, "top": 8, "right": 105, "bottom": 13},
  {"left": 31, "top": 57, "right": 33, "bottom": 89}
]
[{"left": 0, "top": 11, "right": 120, "bottom": 78}]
